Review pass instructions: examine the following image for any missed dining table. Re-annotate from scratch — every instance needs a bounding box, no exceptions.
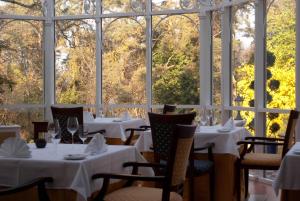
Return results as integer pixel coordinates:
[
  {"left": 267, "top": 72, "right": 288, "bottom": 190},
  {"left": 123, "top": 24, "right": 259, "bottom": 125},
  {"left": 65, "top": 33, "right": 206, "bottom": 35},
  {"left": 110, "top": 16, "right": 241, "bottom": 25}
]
[
  {"left": 273, "top": 142, "right": 300, "bottom": 201},
  {"left": 0, "top": 143, "right": 153, "bottom": 201},
  {"left": 85, "top": 117, "right": 145, "bottom": 142},
  {"left": 135, "top": 125, "right": 251, "bottom": 201}
]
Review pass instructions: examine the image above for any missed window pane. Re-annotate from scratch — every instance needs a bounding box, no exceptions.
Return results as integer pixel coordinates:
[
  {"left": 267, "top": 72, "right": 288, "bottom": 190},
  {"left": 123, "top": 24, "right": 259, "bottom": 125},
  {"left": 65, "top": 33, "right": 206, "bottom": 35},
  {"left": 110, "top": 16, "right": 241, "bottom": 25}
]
[
  {"left": 109, "top": 107, "right": 147, "bottom": 118},
  {"left": 55, "top": 20, "right": 96, "bottom": 104},
  {"left": 232, "top": 110, "right": 255, "bottom": 135},
  {"left": 266, "top": 112, "right": 289, "bottom": 139},
  {"left": 151, "top": 0, "right": 215, "bottom": 11},
  {"left": 55, "top": 0, "right": 96, "bottom": 16},
  {"left": 152, "top": 15, "right": 200, "bottom": 105},
  {"left": 212, "top": 11, "right": 222, "bottom": 106},
  {"left": 102, "top": 0, "right": 146, "bottom": 14},
  {"left": 0, "top": 108, "right": 44, "bottom": 141},
  {"left": 0, "top": 0, "right": 43, "bottom": 16},
  {"left": 266, "top": 0, "right": 295, "bottom": 109},
  {"left": 102, "top": 18, "right": 146, "bottom": 105},
  {"left": 0, "top": 20, "right": 44, "bottom": 104},
  {"left": 231, "top": 3, "right": 255, "bottom": 107}
]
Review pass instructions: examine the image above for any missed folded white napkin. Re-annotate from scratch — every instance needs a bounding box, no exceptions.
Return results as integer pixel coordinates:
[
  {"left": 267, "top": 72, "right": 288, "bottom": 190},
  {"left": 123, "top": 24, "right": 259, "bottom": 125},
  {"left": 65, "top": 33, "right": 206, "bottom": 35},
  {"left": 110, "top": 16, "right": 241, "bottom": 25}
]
[
  {"left": 84, "top": 133, "right": 107, "bottom": 155},
  {"left": 121, "top": 111, "right": 131, "bottom": 121},
  {"left": 83, "top": 111, "right": 94, "bottom": 122},
  {"left": 0, "top": 137, "right": 31, "bottom": 158},
  {"left": 223, "top": 118, "right": 235, "bottom": 130},
  {"left": 234, "top": 120, "right": 246, "bottom": 127}
]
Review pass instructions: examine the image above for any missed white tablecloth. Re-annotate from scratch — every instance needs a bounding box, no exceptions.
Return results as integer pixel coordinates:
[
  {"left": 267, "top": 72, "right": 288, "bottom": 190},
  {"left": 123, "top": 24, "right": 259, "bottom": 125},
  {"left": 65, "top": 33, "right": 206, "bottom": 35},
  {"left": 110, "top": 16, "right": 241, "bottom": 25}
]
[
  {"left": 0, "top": 144, "right": 152, "bottom": 200},
  {"left": 135, "top": 125, "right": 250, "bottom": 157},
  {"left": 273, "top": 142, "right": 300, "bottom": 194},
  {"left": 85, "top": 118, "right": 145, "bottom": 141}
]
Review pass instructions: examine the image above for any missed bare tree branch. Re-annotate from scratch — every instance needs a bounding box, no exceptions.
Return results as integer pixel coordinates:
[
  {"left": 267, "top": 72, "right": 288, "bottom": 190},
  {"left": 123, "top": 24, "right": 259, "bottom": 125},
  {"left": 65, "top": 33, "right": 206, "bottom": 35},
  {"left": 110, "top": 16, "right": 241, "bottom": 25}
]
[{"left": 0, "top": 0, "right": 38, "bottom": 8}]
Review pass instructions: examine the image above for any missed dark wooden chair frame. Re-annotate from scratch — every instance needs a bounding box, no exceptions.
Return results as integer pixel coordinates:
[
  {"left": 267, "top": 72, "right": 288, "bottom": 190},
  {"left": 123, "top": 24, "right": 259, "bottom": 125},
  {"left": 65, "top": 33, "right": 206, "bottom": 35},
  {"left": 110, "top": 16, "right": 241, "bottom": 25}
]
[
  {"left": 91, "top": 124, "right": 196, "bottom": 201},
  {"left": 0, "top": 177, "right": 53, "bottom": 201},
  {"left": 148, "top": 112, "right": 215, "bottom": 201},
  {"left": 236, "top": 110, "right": 299, "bottom": 201},
  {"left": 50, "top": 106, "right": 105, "bottom": 143},
  {"left": 122, "top": 104, "right": 177, "bottom": 145}
]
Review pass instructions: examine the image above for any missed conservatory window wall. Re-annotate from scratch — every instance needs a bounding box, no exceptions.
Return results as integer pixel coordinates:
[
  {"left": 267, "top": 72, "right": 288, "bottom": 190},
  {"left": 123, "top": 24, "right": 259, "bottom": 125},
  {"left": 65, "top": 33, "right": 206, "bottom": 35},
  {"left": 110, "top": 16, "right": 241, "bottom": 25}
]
[{"left": 0, "top": 0, "right": 299, "bottom": 180}]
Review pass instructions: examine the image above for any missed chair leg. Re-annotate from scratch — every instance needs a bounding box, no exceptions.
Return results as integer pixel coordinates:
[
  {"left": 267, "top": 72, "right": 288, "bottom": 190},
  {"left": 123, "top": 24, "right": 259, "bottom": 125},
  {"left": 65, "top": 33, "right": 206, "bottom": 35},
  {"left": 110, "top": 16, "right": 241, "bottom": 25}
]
[
  {"left": 189, "top": 173, "right": 194, "bottom": 201},
  {"left": 209, "top": 167, "right": 215, "bottom": 201},
  {"left": 244, "top": 168, "right": 249, "bottom": 199},
  {"left": 236, "top": 163, "right": 241, "bottom": 201}
]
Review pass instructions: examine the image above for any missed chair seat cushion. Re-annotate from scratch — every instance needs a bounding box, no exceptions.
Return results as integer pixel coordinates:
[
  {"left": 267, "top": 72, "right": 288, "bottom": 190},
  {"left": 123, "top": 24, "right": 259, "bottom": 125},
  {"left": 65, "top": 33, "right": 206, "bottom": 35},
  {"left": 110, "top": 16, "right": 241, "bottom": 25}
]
[
  {"left": 105, "top": 186, "right": 183, "bottom": 201},
  {"left": 241, "top": 153, "right": 281, "bottom": 167},
  {"left": 193, "top": 160, "right": 214, "bottom": 175}
]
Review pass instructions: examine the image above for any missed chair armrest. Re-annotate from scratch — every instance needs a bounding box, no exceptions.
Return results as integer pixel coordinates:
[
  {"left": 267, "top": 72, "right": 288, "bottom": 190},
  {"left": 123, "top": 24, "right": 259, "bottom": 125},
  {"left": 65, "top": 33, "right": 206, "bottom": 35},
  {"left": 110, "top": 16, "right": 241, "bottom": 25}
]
[
  {"left": 0, "top": 177, "right": 53, "bottom": 196},
  {"left": 124, "top": 128, "right": 145, "bottom": 145},
  {"left": 237, "top": 140, "right": 284, "bottom": 146},
  {"left": 88, "top": 129, "right": 106, "bottom": 135},
  {"left": 139, "top": 125, "right": 151, "bottom": 130},
  {"left": 92, "top": 173, "right": 165, "bottom": 182},
  {"left": 194, "top": 143, "right": 215, "bottom": 151},
  {"left": 125, "top": 128, "right": 147, "bottom": 132},
  {"left": 245, "top": 136, "right": 285, "bottom": 141},
  {"left": 123, "top": 162, "right": 166, "bottom": 168},
  {"left": 92, "top": 173, "right": 165, "bottom": 200},
  {"left": 194, "top": 143, "right": 215, "bottom": 162}
]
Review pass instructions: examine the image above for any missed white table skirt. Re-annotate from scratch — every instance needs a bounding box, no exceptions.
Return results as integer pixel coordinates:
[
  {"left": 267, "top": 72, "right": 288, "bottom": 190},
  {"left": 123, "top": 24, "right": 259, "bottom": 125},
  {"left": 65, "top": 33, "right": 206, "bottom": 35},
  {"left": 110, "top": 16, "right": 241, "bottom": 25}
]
[
  {"left": 273, "top": 142, "right": 300, "bottom": 194},
  {"left": 85, "top": 118, "right": 145, "bottom": 141},
  {"left": 0, "top": 144, "right": 152, "bottom": 200},
  {"left": 135, "top": 125, "right": 250, "bottom": 157}
]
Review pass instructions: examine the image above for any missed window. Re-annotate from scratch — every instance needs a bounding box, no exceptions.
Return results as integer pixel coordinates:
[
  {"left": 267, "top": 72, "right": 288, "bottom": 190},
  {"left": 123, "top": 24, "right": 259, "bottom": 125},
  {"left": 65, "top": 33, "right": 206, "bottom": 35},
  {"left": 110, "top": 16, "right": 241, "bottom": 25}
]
[
  {"left": 55, "top": 20, "right": 96, "bottom": 104},
  {"left": 0, "top": 20, "right": 44, "bottom": 104},
  {"left": 102, "top": 18, "right": 146, "bottom": 105},
  {"left": 0, "top": 0, "right": 43, "bottom": 16},
  {"left": 266, "top": 0, "right": 295, "bottom": 109},
  {"left": 212, "top": 11, "right": 222, "bottom": 106},
  {"left": 152, "top": 15, "right": 200, "bottom": 105},
  {"left": 231, "top": 3, "right": 255, "bottom": 108}
]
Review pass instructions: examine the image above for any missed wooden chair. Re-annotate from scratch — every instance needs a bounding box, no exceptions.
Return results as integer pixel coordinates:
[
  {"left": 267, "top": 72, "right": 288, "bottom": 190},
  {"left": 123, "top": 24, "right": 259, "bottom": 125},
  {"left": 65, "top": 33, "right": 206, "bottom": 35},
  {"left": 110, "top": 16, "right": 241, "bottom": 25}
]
[
  {"left": 51, "top": 106, "right": 105, "bottom": 144},
  {"left": 32, "top": 122, "right": 48, "bottom": 140},
  {"left": 148, "top": 112, "right": 215, "bottom": 201},
  {"left": 236, "top": 110, "right": 299, "bottom": 201},
  {"left": 0, "top": 177, "right": 53, "bottom": 201},
  {"left": 163, "top": 104, "right": 176, "bottom": 115},
  {"left": 124, "top": 104, "right": 177, "bottom": 145},
  {"left": 92, "top": 124, "right": 196, "bottom": 201}
]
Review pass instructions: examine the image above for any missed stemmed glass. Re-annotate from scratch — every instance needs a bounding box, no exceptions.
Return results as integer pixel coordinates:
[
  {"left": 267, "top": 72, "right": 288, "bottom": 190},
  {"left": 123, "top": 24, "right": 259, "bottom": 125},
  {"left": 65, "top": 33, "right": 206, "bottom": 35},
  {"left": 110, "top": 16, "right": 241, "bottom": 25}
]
[
  {"left": 48, "top": 119, "right": 61, "bottom": 154},
  {"left": 200, "top": 107, "right": 207, "bottom": 126},
  {"left": 79, "top": 127, "right": 88, "bottom": 144},
  {"left": 206, "top": 109, "right": 213, "bottom": 126},
  {"left": 67, "top": 116, "right": 79, "bottom": 144}
]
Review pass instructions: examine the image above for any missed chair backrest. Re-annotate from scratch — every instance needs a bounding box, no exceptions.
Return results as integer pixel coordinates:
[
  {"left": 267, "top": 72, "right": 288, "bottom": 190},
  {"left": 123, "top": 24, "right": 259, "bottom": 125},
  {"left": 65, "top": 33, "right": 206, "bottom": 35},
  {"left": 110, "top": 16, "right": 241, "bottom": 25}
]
[
  {"left": 162, "top": 124, "right": 196, "bottom": 201},
  {"left": 282, "top": 110, "right": 299, "bottom": 157},
  {"left": 51, "top": 106, "right": 83, "bottom": 144},
  {"left": 162, "top": 104, "right": 176, "bottom": 114},
  {"left": 32, "top": 121, "right": 48, "bottom": 140},
  {"left": 148, "top": 112, "right": 196, "bottom": 162}
]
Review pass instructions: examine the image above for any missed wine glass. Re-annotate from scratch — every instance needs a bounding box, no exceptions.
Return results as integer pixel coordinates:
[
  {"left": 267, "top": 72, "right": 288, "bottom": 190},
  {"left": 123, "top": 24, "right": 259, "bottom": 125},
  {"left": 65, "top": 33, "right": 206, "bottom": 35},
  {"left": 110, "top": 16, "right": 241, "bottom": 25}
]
[
  {"left": 200, "top": 108, "right": 207, "bottom": 126},
  {"left": 206, "top": 109, "right": 213, "bottom": 126},
  {"left": 67, "top": 116, "right": 79, "bottom": 144},
  {"left": 48, "top": 119, "right": 61, "bottom": 153},
  {"left": 79, "top": 127, "right": 88, "bottom": 144},
  {"left": 99, "top": 108, "right": 104, "bottom": 118}
]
